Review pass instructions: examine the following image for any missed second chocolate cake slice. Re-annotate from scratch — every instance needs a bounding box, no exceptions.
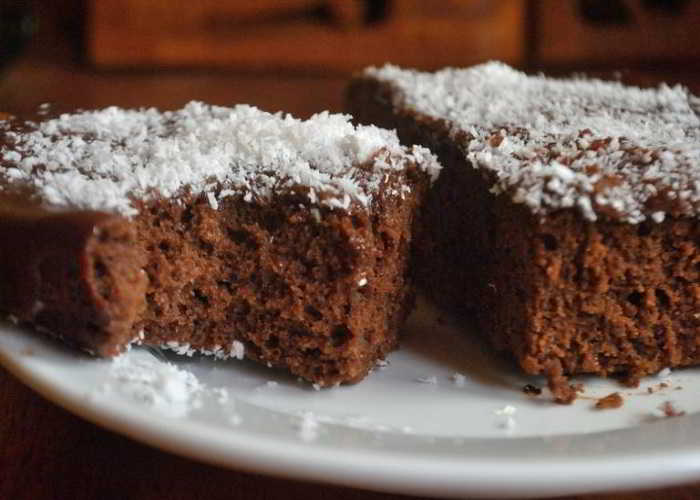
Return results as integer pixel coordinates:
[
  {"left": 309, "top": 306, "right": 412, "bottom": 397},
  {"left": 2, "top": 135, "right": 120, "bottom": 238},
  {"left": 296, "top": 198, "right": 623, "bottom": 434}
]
[
  {"left": 348, "top": 62, "right": 700, "bottom": 402},
  {"left": 0, "top": 102, "right": 440, "bottom": 386}
]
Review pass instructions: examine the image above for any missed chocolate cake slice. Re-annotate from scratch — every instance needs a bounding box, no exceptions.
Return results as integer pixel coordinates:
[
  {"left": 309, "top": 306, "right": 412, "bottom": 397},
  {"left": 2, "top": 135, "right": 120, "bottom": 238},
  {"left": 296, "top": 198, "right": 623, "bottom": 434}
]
[
  {"left": 348, "top": 62, "right": 700, "bottom": 402},
  {"left": 0, "top": 102, "right": 440, "bottom": 386}
]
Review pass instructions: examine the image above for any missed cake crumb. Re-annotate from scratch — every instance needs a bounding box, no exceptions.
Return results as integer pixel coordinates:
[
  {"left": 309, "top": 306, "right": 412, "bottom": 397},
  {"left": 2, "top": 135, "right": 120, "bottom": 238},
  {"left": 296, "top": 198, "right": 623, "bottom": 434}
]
[
  {"left": 622, "top": 373, "right": 641, "bottom": 388},
  {"left": 357, "top": 277, "right": 368, "bottom": 287},
  {"left": 544, "top": 359, "right": 578, "bottom": 404},
  {"left": 522, "top": 383, "right": 542, "bottom": 396},
  {"left": 595, "top": 392, "right": 624, "bottom": 410},
  {"left": 659, "top": 401, "right": 686, "bottom": 418},
  {"left": 312, "top": 383, "right": 322, "bottom": 391},
  {"left": 657, "top": 367, "right": 672, "bottom": 379},
  {"left": 645, "top": 381, "right": 675, "bottom": 394}
]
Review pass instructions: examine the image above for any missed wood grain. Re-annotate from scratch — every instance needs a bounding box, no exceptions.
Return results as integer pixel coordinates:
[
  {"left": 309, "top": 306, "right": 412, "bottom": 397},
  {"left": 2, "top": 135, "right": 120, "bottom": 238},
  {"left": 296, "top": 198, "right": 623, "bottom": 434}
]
[
  {"left": 534, "top": 0, "right": 700, "bottom": 66},
  {"left": 86, "top": 0, "right": 525, "bottom": 71}
]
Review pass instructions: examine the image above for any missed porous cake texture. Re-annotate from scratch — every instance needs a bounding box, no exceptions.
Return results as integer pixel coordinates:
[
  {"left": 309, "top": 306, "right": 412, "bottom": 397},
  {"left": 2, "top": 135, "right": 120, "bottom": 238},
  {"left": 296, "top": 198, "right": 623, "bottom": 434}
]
[
  {"left": 348, "top": 62, "right": 700, "bottom": 402},
  {"left": 0, "top": 102, "right": 440, "bottom": 386}
]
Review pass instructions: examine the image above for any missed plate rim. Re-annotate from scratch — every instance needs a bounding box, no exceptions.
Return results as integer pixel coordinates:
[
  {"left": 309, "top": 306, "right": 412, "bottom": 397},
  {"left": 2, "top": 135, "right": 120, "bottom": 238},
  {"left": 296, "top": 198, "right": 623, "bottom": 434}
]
[{"left": 2, "top": 323, "right": 700, "bottom": 499}]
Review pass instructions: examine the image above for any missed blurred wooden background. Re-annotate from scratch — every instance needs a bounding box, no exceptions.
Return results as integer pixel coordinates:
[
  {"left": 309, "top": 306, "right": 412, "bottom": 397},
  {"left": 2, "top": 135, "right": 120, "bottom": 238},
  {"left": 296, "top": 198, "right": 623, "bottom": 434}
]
[
  {"left": 3, "top": 0, "right": 700, "bottom": 78},
  {"left": 84, "top": 0, "right": 700, "bottom": 71},
  {"left": 87, "top": 0, "right": 524, "bottom": 71}
]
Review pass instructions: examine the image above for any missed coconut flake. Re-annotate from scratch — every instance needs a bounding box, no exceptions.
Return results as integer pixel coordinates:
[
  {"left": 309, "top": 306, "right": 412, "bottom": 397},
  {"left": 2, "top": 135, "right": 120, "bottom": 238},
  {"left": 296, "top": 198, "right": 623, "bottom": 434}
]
[
  {"left": 102, "top": 353, "right": 203, "bottom": 418},
  {"left": 1, "top": 103, "right": 441, "bottom": 216},
  {"left": 494, "top": 404, "right": 517, "bottom": 416},
  {"left": 366, "top": 63, "right": 700, "bottom": 223},
  {"left": 416, "top": 375, "right": 438, "bottom": 385},
  {"left": 230, "top": 340, "right": 245, "bottom": 360},
  {"left": 297, "top": 411, "right": 320, "bottom": 442},
  {"left": 450, "top": 372, "right": 467, "bottom": 387}
]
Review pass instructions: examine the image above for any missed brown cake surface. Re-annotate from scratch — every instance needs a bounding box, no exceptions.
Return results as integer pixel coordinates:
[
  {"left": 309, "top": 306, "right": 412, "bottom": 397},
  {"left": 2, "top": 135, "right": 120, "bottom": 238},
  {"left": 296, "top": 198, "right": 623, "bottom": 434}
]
[
  {"left": 348, "top": 62, "right": 700, "bottom": 402},
  {"left": 0, "top": 102, "right": 440, "bottom": 386}
]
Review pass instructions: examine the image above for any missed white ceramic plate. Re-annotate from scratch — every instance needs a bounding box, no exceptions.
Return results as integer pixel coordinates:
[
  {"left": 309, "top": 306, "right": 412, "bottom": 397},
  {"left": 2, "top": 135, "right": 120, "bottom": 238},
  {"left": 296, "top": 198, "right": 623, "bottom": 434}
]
[{"left": 2, "top": 298, "right": 700, "bottom": 499}]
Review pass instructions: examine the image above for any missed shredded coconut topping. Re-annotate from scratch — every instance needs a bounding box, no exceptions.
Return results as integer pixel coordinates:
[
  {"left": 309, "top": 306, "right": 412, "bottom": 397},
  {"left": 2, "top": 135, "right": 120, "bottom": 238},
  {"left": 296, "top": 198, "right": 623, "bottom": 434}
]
[
  {"left": 366, "top": 62, "right": 700, "bottom": 223},
  {"left": 0, "top": 102, "right": 440, "bottom": 216}
]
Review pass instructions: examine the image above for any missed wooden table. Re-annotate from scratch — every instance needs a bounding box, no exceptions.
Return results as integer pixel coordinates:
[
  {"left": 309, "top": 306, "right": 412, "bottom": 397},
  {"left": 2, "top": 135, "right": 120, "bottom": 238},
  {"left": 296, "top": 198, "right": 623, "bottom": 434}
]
[{"left": 3, "top": 30, "right": 700, "bottom": 500}]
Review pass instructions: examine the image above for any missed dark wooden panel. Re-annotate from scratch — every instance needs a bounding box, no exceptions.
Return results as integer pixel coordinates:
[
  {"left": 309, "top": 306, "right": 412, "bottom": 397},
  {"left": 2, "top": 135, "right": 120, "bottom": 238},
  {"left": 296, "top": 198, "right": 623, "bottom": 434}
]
[
  {"left": 86, "top": 0, "right": 525, "bottom": 71},
  {"left": 535, "top": 0, "right": 700, "bottom": 66}
]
